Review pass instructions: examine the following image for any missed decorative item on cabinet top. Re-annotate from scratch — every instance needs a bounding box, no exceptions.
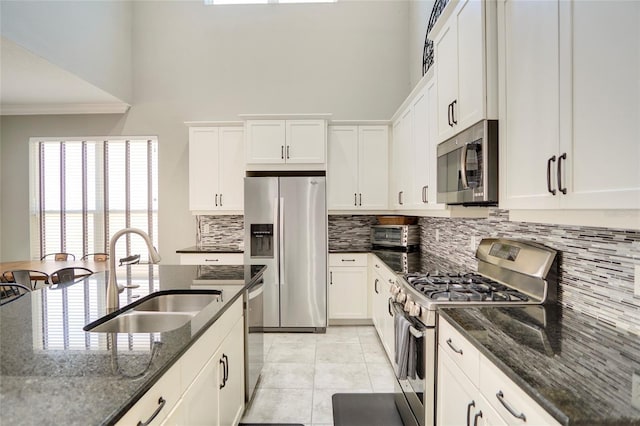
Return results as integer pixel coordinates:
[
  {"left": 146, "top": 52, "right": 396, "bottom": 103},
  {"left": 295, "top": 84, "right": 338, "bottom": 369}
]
[{"left": 423, "top": 0, "right": 450, "bottom": 76}]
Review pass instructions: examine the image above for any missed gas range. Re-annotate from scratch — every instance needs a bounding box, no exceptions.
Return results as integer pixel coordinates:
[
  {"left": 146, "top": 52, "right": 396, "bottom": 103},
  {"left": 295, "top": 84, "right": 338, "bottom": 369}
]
[{"left": 391, "top": 238, "right": 559, "bottom": 326}]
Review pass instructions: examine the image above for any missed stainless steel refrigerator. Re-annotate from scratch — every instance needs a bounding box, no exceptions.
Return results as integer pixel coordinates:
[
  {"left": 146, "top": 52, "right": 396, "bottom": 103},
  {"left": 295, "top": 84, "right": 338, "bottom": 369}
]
[{"left": 244, "top": 176, "right": 327, "bottom": 331}]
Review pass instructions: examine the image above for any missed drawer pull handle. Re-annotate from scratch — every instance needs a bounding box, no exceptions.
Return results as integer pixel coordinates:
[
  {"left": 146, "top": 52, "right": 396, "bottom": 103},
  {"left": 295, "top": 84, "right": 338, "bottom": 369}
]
[
  {"left": 341, "top": 259, "right": 356, "bottom": 262},
  {"left": 466, "top": 401, "right": 475, "bottom": 426},
  {"left": 206, "top": 258, "right": 219, "bottom": 262},
  {"left": 137, "top": 397, "right": 166, "bottom": 426},
  {"left": 446, "top": 338, "right": 463, "bottom": 355},
  {"left": 496, "top": 390, "right": 526, "bottom": 421},
  {"left": 374, "top": 278, "right": 379, "bottom": 294}
]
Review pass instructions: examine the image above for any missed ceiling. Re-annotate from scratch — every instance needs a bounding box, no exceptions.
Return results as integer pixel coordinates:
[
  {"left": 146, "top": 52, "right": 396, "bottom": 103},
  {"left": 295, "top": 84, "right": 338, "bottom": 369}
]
[{"left": 0, "top": 37, "right": 130, "bottom": 115}]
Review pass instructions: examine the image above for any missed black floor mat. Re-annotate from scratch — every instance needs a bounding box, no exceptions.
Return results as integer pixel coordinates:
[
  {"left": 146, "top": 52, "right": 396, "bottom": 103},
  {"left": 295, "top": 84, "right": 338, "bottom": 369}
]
[
  {"left": 332, "top": 393, "right": 404, "bottom": 426},
  {"left": 239, "top": 424, "right": 304, "bottom": 426}
]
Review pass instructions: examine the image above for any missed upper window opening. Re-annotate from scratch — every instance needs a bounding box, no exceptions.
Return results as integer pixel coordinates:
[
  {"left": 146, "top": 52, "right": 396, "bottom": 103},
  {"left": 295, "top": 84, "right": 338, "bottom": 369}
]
[{"left": 205, "top": 0, "right": 336, "bottom": 5}]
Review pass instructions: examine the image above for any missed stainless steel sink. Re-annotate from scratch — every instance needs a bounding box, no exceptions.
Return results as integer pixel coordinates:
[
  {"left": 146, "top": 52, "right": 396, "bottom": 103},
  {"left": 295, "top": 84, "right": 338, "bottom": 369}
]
[
  {"left": 132, "top": 293, "right": 221, "bottom": 314},
  {"left": 87, "top": 311, "right": 194, "bottom": 333},
  {"left": 84, "top": 290, "right": 223, "bottom": 333}
]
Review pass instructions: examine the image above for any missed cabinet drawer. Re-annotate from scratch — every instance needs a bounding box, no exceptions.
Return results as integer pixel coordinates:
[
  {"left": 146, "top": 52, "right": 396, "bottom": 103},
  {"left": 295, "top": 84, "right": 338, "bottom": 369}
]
[
  {"left": 370, "top": 255, "right": 397, "bottom": 285},
  {"left": 479, "top": 354, "right": 560, "bottom": 426},
  {"left": 180, "top": 298, "right": 243, "bottom": 392},
  {"left": 179, "top": 253, "right": 243, "bottom": 265},
  {"left": 438, "top": 316, "right": 480, "bottom": 386},
  {"left": 329, "top": 253, "right": 368, "bottom": 267},
  {"left": 116, "top": 363, "right": 181, "bottom": 426}
]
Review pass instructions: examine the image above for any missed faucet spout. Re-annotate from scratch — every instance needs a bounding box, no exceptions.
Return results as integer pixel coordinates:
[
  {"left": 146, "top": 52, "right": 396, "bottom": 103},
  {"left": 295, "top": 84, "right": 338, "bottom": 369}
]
[{"left": 107, "top": 228, "right": 161, "bottom": 313}]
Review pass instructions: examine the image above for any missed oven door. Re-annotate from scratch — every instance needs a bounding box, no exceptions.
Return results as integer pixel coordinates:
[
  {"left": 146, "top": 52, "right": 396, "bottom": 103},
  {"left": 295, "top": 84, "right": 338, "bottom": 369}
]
[{"left": 392, "top": 303, "right": 435, "bottom": 426}]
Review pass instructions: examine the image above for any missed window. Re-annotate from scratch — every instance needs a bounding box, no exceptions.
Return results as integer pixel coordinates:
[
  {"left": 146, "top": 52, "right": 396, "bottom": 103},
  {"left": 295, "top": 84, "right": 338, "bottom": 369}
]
[
  {"left": 29, "top": 138, "right": 159, "bottom": 262},
  {"left": 205, "top": 0, "right": 336, "bottom": 5},
  {"left": 29, "top": 137, "right": 159, "bottom": 353}
]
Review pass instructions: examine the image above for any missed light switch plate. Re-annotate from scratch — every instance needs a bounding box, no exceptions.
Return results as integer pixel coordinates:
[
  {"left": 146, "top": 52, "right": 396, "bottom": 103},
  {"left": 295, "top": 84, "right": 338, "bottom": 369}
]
[
  {"left": 632, "top": 372, "right": 640, "bottom": 410},
  {"left": 635, "top": 265, "right": 640, "bottom": 298}
]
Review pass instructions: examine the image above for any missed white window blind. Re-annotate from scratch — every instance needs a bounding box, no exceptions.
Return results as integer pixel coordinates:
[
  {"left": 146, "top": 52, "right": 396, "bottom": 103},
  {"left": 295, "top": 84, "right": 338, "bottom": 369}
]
[{"left": 29, "top": 137, "right": 159, "bottom": 352}]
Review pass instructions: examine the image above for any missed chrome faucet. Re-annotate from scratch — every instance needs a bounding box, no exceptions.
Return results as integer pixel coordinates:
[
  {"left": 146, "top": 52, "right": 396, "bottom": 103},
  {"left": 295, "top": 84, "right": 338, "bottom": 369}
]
[{"left": 107, "top": 228, "right": 161, "bottom": 313}]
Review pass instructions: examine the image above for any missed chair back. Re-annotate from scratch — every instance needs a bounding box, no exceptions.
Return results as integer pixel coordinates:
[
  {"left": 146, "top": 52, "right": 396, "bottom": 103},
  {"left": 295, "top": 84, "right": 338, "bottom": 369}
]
[
  {"left": 50, "top": 267, "right": 94, "bottom": 286},
  {"left": 0, "top": 283, "right": 30, "bottom": 306},
  {"left": 81, "top": 253, "right": 109, "bottom": 262},
  {"left": 41, "top": 252, "right": 76, "bottom": 261},
  {"left": 2, "top": 269, "right": 50, "bottom": 290}
]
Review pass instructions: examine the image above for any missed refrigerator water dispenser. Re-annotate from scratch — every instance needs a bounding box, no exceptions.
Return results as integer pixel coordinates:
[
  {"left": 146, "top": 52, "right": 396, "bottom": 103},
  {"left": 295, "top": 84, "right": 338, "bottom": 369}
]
[{"left": 250, "top": 224, "right": 273, "bottom": 258}]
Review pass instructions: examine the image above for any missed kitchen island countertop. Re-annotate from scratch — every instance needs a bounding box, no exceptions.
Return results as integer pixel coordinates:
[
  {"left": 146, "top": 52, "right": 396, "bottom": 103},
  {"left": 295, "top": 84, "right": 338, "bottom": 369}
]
[
  {"left": 176, "top": 245, "right": 243, "bottom": 253},
  {"left": 439, "top": 306, "right": 640, "bottom": 426},
  {"left": 0, "top": 264, "right": 264, "bottom": 426}
]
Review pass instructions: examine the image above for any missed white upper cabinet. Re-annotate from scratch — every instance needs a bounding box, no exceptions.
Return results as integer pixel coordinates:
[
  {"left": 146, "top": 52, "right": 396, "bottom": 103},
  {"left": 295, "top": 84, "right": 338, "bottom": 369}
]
[
  {"left": 189, "top": 125, "right": 244, "bottom": 213},
  {"left": 499, "top": 0, "right": 640, "bottom": 210},
  {"left": 245, "top": 119, "right": 327, "bottom": 168},
  {"left": 431, "top": 0, "right": 498, "bottom": 143},
  {"left": 390, "top": 71, "right": 446, "bottom": 212},
  {"left": 327, "top": 124, "right": 388, "bottom": 210}
]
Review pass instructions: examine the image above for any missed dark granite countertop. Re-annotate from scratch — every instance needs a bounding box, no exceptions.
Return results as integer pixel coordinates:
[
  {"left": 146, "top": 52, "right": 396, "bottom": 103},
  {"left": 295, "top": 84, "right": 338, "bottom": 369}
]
[
  {"left": 439, "top": 306, "right": 640, "bottom": 426},
  {"left": 176, "top": 245, "right": 243, "bottom": 253},
  {"left": 0, "top": 264, "right": 265, "bottom": 426},
  {"left": 329, "top": 249, "right": 372, "bottom": 253}
]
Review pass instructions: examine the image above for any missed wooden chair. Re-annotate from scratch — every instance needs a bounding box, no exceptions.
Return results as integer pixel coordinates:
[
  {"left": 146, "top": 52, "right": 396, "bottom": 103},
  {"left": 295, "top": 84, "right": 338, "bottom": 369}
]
[
  {"left": 2, "top": 269, "right": 50, "bottom": 290},
  {"left": 41, "top": 252, "right": 76, "bottom": 261},
  {"left": 0, "top": 283, "right": 31, "bottom": 305},
  {"left": 81, "top": 253, "right": 109, "bottom": 262},
  {"left": 49, "top": 267, "right": 94, "bottom": 287}
]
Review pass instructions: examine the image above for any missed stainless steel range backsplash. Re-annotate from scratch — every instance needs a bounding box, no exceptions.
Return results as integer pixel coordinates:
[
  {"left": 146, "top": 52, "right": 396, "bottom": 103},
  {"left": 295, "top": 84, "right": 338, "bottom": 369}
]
[{"left": 419, "top": 209, "right": 640, "bottom": 333}]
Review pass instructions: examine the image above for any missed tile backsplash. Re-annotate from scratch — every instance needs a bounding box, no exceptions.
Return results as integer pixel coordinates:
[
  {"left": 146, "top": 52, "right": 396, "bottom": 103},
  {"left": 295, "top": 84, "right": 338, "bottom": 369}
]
[{"left": 197, "top": 210, "right": 640, "bottom": 332}]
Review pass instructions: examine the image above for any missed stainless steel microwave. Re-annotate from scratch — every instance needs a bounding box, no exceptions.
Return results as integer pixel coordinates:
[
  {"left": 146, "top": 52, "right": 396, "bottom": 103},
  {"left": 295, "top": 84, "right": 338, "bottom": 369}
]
[
  {"left": 436, "top": 120, "right": 498, "bottom": 205},
  {"left": 371, "top": 225, "right": 420, "bottom": 248}
]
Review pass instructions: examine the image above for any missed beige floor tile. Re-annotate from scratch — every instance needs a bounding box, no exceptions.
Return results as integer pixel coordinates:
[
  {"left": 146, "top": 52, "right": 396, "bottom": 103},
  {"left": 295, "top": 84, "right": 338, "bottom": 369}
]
[
  {"left": 367, "top": 362, "right": 397, "bottom": 392},
  {"left": 267, "top": 341, "right": 316, "bottom": 363},
  {"left": 242, "top": 388, "right": 313, "bottom": 424},
  {"left": 316, "top": 342, "right": 364, "bottom": 363},
  {"left": 314, "top": 363, "right": 372, "bottom": 390},
  {"left": 259, "top": 362, "right": 315, "bottom": 389}
]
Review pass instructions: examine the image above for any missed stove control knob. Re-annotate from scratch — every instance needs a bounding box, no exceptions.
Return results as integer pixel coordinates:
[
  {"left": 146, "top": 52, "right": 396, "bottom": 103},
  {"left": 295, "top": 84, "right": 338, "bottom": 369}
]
[
  {"left": 396, "top": 291, "right": 407, "bottom": 303},
  {"left": 390, "top": 284, "right": 400, "bottom": 295},
  {"left": 409, "top": 303, "right": 422, "bottom": 317}
]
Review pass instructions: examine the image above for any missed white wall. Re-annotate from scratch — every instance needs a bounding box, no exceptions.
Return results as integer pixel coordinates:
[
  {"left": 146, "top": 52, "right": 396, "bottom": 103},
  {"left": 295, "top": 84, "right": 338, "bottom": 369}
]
[
  {"left": 0, "top": 0, "right": 410, "bottom": 263},
  {"left": 408, "top": 0, "right": 435, "bottom": 88},
  {"left": 0, "top": 0, "right": 133, "bottom": 103}
]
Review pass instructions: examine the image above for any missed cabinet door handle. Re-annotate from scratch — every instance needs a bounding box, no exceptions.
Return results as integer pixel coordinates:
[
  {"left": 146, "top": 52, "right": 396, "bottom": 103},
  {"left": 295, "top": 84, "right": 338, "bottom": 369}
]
[
  {"left": 422, "top": 185, "right": 428, "bottom": 203},
  {"left": 466, "top": 401, "right": 476, "bottom": 426},
  {"left": 388, "top": 298, "right": 393, "bottom": 316},
  {"left": 136, "top": 397, "right": 166, "bottom": 426},
  {"left": 223, "top": 354, "right": 229, "bottom": 384},
  {"left": 473, "top": 411, "right": 483, "bottom": 426},
  {"left": 374, "top": 278, "right": 379, "bottom": 294},
  {"left": 215, "top": 193, "right": 219, "bottom": 206},
  {"left": 354, "top": 193, "right": 357, "bottom": 206},
  {"left": 398, "top": 191, "right": 404, "bottom": 205},
  {"left": 281, "top": 145, "right": 284, "bottom": 159},
  {"left": 375, "top": 264, "right": 380, "bottom": 269},
  {"left": 219, "top": 193, "right": 223, "bottom": 206},
  {"left": 359, "top": 193, "right": 362, "bottom": 206},
  {"left": 330, "top": 271, "right": 333, "bottom": 285},
  {"left": 452, "top": 99, "right": 458, "bottom": 125},
  {"left": 546, "top": 155, "right": 557, "bottom": 195},
  {"left": 557, "top": 152, "right": 567, "bottom": 194},
  {"left": 219, "top": 357, "right": 226, "bottom": 389},
  {"left": 447, "top": 102, "right": 453, "bottom": 127},
  {"left": 496, "top": 391, "right": 526, "bottom": 421},
  {"left": 286, "top": 145, "right": 290, "bottom": 159},
  {"left": 446, "top": 338, "right": 463, "bottom": 355}
]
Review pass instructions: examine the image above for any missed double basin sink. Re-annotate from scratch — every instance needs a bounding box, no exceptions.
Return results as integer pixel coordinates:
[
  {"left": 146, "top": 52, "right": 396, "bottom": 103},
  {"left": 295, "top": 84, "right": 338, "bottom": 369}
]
[{"left": 83, "top": 290, "right": 222, "bottom": 334}]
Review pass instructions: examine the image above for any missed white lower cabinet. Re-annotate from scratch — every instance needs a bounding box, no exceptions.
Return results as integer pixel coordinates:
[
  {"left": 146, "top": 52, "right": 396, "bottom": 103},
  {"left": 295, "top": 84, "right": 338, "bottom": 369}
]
[
  {"left": 437, "top": 316, "right": 560, "bottom": 426},
  {"left": 118, "top": 298, "right": 244, "bottom": 426},
  {"left": 178, "top": 253, "right": 244, "bottom": 265},
  {"left": 329, "top": 253, "right": 369, "bottom": 320},
  {"left": 370, "top": 255, "right": 396, "bottom": 362}
]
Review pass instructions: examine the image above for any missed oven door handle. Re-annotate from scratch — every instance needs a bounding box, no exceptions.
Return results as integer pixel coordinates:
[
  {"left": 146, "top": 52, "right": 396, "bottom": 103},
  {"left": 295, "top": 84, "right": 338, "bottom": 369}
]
[{"left": 409, "top": 325, "right": 424, "bottom": 338}]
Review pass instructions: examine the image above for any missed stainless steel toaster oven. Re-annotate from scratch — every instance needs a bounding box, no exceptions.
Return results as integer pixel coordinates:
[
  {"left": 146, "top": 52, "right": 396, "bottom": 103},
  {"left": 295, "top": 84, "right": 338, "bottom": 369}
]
[{"left": 371, "top": 225, "right": 420, "bottom": 249}]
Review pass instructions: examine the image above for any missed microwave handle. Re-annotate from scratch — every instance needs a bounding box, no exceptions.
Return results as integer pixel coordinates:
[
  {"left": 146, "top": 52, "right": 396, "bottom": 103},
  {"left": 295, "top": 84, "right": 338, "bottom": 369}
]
[{"left": 460, "top": 144, "right": 470, "bottom": 190}]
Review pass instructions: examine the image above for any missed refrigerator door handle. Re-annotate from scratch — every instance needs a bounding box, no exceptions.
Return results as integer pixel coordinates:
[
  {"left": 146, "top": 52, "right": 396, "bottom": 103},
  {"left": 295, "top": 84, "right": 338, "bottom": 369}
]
[{"left": 279, "top": 197, "right": 285, "bottom": 288}]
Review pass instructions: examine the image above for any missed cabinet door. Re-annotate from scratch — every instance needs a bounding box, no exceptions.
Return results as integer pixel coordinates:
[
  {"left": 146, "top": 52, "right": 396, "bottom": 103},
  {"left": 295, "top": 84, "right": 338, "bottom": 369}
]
[
  {"left": 499, "top": 0, "right": 560, "bottom": 209},
  {"left": 218, "top": 318, "right": 245, "bottom": 426},
  {"left": 285, "top": 120, "right": 326, "bottom": 164},
  {"left": 380, "top": 279, "right": 395, "bottom": 362},
  {"left": 245, "top": 120, "right": 286, "bottom": 164},
  {"left": 410, "top": 86, "right": 430, "bottom": 208},
  {"left": 434, "top": 16, "right": 458, "bottom": 143},
  {"left": 358, "top": 126, "right": 389, "bottom": 210},
  {"left": 218, "top": 127, "right": 245, "bottom": 210},
  {"left": 456, "top": 0, "right": 484, "bottom": 131},
  {"left": 182, "top": 347, "right": 222, "bottom": 425},
  {"left": 391, "top": 108, "right": 412, "bottom": 209},
  {"left": 329, "top": 267, "right": 368, "bottom": 319},
  {"left": 328, "top": 126, "right": 359, "bottom": 210},
  {"left": 437, "top": 350, "right": 478, "bottom": 426},
  {"left": 189, "top": 127, "right": 220, "bottom": 211},
  {"left": 426, "top": 77, "right": 441, "bottom": 206},
  {"left": 561, "top": 0, "right": 640, "bottom": 209}
]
